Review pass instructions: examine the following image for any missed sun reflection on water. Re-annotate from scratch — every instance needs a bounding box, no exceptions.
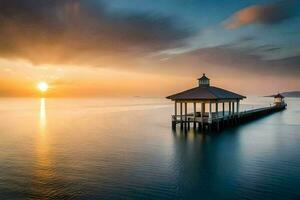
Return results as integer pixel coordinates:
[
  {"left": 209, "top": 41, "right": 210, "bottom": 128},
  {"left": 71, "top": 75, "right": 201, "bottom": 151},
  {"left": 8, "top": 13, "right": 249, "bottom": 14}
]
[
  {"left": 31, "top": 98, "right": 55, "bottom": 198},
  {"left": 40, "top": 98, "right": 46, "bottom": 132}
]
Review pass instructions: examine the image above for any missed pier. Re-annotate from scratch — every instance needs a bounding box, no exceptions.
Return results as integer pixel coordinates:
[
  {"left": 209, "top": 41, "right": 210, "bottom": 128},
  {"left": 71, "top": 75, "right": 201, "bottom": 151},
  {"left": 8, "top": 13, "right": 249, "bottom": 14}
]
[{"left": 166, "top": 74, "right": 287, "bottom": 132}]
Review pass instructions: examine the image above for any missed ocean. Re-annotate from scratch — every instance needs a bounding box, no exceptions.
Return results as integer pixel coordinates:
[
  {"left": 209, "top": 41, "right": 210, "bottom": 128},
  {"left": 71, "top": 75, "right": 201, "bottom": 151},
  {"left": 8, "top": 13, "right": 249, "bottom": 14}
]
[{"left": 0, "top": 97, "right": 299, "bottom": 200}]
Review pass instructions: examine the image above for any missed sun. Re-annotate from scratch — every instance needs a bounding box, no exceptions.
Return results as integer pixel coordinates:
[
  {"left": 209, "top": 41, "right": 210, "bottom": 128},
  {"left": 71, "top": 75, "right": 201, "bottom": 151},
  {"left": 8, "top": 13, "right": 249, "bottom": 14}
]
[{"left": 37, "top": 82, "right": 49, "bottom": 93}]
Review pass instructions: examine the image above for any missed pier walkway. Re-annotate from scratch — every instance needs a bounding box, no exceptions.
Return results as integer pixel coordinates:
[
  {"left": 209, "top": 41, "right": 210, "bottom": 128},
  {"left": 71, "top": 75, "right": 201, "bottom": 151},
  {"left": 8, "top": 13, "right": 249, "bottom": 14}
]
[{"left": 171, "top": 104, "right": 286, "bottom": 131}]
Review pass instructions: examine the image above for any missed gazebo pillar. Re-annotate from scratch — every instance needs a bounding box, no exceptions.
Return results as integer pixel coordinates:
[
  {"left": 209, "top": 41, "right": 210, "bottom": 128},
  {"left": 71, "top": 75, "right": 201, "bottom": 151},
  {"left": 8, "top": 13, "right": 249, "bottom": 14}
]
[
  {"left": 184, "top": 102, "right": 188, "bottom": 129},
  {"left": 201, "top": 102, "right": 204, "bottom": 129},
  {"left": 174, "top": 101, "right": 177, "bottom": 121},
  {"left": 202, "top": 102, "right": 206, "bottom": 114},
  {"left": 232, "top": 101, "right": 235, "bottom": 116},
  {"left": 216, "top": 101, "right": 219, "bottom": 131},
  {"left": 180, "top": 102, "right": 183, "bottom": 128},
  {"left": 237, "top": 100, "right": 240, "bottom": 117},
  {"left": 232, "top": 101, "right": 235, "bottom": 124},
  {"left": 222, "top": 102, "right": 225, "bottom": 117},
  {"left": 209, "top": 102, "right": 212, "bottom": 124},
  {"left": 172, "top": 101, "right": 177, "bottom": 129},
  {"left": 193, "top": 102, "right": 196, "bottom": 128},
  {"left": 229, "top": 101, "right": 231, "bottom": 118},
  {"left": 216, "top": 102, "right": 219, "bottom": 118}
]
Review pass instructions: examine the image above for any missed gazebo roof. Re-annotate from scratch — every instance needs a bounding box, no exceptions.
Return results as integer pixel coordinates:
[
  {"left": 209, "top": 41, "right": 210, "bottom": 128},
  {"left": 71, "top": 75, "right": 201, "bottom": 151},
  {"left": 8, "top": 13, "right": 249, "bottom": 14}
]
[
  {"left": 167, "top": 86, "right": 246, "bottom": 100},
  {"left": 166, "top": 74, "right": 246, "bottom": 101},
  {"left": 273, "top": 93, "right": 285, "bottom": 98}
]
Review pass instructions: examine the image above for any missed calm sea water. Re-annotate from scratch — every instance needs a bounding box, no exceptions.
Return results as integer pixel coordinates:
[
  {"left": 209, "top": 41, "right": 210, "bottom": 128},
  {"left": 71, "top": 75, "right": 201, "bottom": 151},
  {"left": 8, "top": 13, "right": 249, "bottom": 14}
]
[{"left": 0, "top": 97, "right": 299, "bottom": 200}]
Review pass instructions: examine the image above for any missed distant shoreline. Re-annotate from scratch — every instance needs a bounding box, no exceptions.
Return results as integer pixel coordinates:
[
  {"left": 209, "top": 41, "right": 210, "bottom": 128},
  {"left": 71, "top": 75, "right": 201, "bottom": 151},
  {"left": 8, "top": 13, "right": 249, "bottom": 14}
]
[{"left": 265, "top": 91, "right": 300, "bottom": 98}]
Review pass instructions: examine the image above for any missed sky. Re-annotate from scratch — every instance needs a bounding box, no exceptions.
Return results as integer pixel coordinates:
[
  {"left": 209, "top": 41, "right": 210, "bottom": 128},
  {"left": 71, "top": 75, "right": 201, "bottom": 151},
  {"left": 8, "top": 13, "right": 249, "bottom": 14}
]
[{"left": 0, "top": 0, "right": 299, "bottom": 97}]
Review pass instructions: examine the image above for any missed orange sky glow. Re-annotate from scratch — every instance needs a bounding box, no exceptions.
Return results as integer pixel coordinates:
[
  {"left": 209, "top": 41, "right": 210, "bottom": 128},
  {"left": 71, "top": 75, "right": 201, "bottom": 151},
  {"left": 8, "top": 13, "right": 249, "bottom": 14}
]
[{"left": 1, "top": 57, "right": 299, "bottom": 97}]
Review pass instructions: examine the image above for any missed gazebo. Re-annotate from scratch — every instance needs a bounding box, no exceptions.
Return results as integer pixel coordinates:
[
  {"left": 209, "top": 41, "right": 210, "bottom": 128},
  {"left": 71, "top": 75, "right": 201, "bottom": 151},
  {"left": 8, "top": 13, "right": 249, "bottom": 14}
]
[
  {"left": 166, "top": 74, "right": 246, "bottom": 130},
  {"left": 272, "top": 93, "right": 285, "bottom": 106}
]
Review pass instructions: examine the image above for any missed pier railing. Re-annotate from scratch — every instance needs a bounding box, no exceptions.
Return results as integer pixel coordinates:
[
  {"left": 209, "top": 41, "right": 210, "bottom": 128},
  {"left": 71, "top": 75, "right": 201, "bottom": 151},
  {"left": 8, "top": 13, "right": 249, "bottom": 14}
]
[
  {"left": 172, "top": 111, "right": 238, "bottom": 123},
  {"left": 172, "top": 104, "right": 286, "bottom": 124}
]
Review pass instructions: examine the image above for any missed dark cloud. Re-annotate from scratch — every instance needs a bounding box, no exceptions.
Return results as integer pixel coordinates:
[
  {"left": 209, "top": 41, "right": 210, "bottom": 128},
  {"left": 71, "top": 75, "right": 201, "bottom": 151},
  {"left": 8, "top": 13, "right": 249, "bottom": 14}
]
[
  {"left": 256, "top": 45, "right": 281, "bottom": 52},
  {"left": 154, "top": 44, "right": 300, "bottom": 77},
  {"left": 225, "top": 0, "right": 298, "bottom": 29},
  {"left": 0, "top": 0, "right": 192, "bottom": 66}
]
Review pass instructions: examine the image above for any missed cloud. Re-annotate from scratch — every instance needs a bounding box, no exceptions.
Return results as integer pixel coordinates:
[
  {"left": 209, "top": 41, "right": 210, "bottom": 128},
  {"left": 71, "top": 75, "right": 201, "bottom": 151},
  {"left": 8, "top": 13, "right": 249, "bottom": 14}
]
[
  {"left": 224, "top": 1, "right": 297, "bottom": 29},
  {"left": 0, "top": 0, "right": 192, "bottom": 67},
  {"left": 152, "top": 44, "right": 300, "bottom": 78}
]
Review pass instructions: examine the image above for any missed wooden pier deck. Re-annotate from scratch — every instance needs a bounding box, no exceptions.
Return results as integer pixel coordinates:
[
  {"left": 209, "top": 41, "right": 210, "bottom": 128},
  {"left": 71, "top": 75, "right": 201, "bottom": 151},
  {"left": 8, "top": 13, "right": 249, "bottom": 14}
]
[{"left": 171, "top": 104, "right": 287, "bottom": 132}]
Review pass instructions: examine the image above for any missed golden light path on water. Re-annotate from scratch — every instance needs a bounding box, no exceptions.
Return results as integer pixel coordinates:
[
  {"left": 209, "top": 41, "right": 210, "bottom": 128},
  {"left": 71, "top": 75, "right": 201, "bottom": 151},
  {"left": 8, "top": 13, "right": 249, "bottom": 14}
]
[
  {"left": 31, "top": 98, "right": 55, "bottom": 198},
  {"left": 40, "top": 98, "right": 46, "bottom": 131}
]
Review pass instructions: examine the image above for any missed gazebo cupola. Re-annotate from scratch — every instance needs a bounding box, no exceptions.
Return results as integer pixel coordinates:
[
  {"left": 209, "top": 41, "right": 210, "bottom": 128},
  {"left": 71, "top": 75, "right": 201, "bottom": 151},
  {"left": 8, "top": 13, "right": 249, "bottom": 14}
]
[{"left": 198, "top": 73, "right": 210, "bottom": 87}]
